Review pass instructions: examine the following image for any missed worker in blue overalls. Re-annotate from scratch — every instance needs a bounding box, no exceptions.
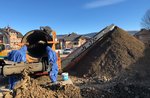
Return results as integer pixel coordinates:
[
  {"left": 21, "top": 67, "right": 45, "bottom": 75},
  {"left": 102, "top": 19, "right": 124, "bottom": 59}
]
[
  {"left": 46, "top": 46, "right": 58, "bottom": 83},
  {"left": 7, "top": 45, "right": 27, "bottom": 90}
]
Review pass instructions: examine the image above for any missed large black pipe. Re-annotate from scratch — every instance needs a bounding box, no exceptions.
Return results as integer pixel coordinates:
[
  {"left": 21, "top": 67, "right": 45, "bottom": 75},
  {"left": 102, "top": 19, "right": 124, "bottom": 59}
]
[{"left": 22, "top": 30, "right": 53, "bottom": 58}]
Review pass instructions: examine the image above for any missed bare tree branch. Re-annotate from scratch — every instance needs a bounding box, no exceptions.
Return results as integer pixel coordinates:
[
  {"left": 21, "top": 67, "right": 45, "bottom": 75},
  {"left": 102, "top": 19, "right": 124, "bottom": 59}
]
[{"left": 141, "top": 9, "right": 150, "bottom": 30}]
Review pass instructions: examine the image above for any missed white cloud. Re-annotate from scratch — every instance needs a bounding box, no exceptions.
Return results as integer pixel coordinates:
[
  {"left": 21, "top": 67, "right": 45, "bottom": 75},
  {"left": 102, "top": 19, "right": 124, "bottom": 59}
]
[{"left": 84, "top": 0, "right": 125, "bottom": 9}]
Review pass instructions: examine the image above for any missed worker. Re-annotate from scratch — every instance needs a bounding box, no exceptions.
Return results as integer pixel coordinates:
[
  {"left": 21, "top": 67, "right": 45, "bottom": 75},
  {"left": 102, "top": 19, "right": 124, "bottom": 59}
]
[
  {"left": 46, "top": 46, "right": 58, "bottom": 83},
  {"left": 7, "top": 45, "right": 27, "bottom": 90}
]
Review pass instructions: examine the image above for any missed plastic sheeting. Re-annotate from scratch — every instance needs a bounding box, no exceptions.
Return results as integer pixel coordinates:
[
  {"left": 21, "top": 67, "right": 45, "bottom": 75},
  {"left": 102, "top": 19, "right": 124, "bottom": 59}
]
[
  {"left": 8, "top": 75, "right": 21, "bottom": 90},
  {"left": 46, "top": 46, "right": 58, "bottom": 82},
  {"left": 7, "top": 45, "right": 27, "bottom": 62}
]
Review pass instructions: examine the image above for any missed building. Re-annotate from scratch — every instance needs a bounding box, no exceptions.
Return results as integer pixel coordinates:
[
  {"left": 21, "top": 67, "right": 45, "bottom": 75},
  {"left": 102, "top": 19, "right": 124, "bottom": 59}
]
[
  {"left": 134, "top": 29, "right": 150, "bottom": 46},
  {"left": 3, "top": 26, "right": 23, "bottom": 49},
  {"left": 0, "top": 29, "right": 10, "bottom": 44},
  {"left": 57, "top": 33, "right": 90, "bottom": 49},
  {"left": 73, "top": 35, "right": 89, "bottom": 48}
]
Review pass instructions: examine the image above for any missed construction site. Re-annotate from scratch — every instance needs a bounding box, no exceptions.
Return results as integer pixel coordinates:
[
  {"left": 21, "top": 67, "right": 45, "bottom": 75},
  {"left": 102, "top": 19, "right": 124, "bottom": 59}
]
[{"left": 0, "top": 24, "right": 150, "bottom": 98}]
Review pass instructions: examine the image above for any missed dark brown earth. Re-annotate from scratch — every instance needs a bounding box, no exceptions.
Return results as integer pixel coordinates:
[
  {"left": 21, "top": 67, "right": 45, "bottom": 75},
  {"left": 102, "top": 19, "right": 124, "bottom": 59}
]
[
  {"left": 70, "top": 26, "right": 150, "bottom": 98},
  {"left": 71, "top": 27, "right": 145, "bottom": 80}
]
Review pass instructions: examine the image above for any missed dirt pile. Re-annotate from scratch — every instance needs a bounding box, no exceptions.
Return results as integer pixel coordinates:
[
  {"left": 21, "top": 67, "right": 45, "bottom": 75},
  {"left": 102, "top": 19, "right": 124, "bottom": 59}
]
[
  {"left": 4, "top": 69, "right": 81, "bottom": 98},
  {"left": 81, "top": 83, "right": 150, "bottom": 98},
  {"left": 71, "top": 26, "right": 145, "bottom": 81},
  {"left": 70, "top": 26, "right": 150, "bottom": 98}
]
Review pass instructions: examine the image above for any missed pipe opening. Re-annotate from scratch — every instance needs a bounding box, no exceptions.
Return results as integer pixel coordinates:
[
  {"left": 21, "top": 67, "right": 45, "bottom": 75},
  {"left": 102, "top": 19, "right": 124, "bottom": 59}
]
[{"left": 22, "top": 30, "right": 52, "bottom": 58}]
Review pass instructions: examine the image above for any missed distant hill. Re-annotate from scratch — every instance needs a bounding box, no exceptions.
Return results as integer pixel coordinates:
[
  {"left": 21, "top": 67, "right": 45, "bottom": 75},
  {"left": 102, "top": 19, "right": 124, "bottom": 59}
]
[
  {"left": 83, "top": 32, "right": 97, "bottom": 38},
  {"left": 127, "top": 31, "right": 139, "bottom": 35},
  {"left": 57, "top": 31, "right": 138, "bottom": 39},
  {"left": 83, "top": 31, "right": 139, "bottom": 37},
  {"left": 57, "top": 34, "right": 66, "bottom": 39}
]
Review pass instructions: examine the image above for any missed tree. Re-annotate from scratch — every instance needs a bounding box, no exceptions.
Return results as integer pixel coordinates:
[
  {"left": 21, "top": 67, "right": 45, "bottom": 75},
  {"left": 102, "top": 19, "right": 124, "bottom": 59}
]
[{"left": 141, "top": 9, "right": 150, "bottom": 30}]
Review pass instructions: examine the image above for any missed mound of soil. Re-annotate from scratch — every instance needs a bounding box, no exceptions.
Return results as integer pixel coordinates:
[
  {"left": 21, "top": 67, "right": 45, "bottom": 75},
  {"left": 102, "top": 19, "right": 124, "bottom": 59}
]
[
  {"left": 70, "top": 26, "right": 150, "bottom": 98},
  {"left": 71, "top": 26, "right": 145, "bottom": 80},
  {"left": 4, "top": 69, "right": 81, "bottom": 98}
]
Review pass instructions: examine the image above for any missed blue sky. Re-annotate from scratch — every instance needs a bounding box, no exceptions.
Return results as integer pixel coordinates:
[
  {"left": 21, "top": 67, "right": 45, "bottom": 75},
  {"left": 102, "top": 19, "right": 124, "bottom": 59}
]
[{"left": 0, "top": 0, "right": 149, "bottom": 35}]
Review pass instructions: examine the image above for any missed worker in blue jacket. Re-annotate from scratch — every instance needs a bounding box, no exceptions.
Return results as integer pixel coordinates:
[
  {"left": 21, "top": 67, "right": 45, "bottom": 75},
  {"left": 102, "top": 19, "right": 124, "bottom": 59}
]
[
  {"left": 7, "top": 45, "right": 27, "bottom": 90},
  {"left": 46, "top": 46, "right": 58, "bottom": 83}
]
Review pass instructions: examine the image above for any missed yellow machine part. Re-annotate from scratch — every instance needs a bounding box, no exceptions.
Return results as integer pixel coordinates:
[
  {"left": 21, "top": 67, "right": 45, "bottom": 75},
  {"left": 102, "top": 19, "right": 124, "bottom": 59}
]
[{"left": 0, "top": 50, "right": 11, "bottom": 59}]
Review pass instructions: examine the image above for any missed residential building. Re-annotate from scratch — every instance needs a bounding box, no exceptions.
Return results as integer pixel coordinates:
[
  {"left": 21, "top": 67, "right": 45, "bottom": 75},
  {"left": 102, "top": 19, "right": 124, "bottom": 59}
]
[
  {"left": 0, "top": 29, "right": 10, "bottom": 44},
  {"left": 134, "top": 29, "right": 150, "bottom": 46},
  {"left": 3, "top": 26, "right": 23, "bottom": 49},
  {"left": 57, "top": 33, "right": 90, "bottom": 49}
]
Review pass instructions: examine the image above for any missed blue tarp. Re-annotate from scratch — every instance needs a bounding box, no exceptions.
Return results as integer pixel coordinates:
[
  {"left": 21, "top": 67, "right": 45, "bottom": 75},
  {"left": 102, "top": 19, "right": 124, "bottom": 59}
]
[
  {"left": 7, "top": 45, "right": 27, "bottom": 90},
  {"left": 46, "top": 46, "right": 58, "bottom": 83},
  {"left": 7, "top": 45, "right": 27, "bottom": 62},
  {"left": 8, "top": 75, "right": 21, "bottom": 90}
]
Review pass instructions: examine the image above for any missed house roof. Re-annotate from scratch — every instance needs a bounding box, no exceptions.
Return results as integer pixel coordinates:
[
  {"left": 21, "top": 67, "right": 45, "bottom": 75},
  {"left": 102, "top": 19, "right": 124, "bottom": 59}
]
[
  {"left": 57, "top": 32, "right": 92, "bottom": 41},
  {"left": 0, "top": 29, "right": 9, "bottom": 36},
  {"left": 63, "top": 33, "right": 80, "bottom": 41},
  {"left": 3, "top": 26, "right": 23, "bottom": 38},
  {"left": 134, "top": 29, "right": 150, "bottom": 36},
  {"left": 74, "top": 35, "right": 82, "bottom": 41},
  {"left": 74, "top": 35, "right": 90, "bottom": 41}
]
